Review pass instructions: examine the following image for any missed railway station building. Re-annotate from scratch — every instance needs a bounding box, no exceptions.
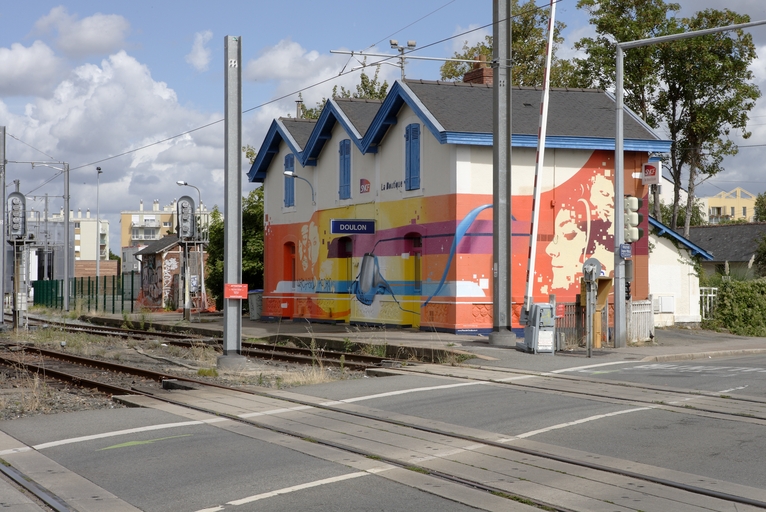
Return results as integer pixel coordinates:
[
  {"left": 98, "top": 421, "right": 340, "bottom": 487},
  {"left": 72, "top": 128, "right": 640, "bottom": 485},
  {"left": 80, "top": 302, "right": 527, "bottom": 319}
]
[{"left": 247, "top": 78, "right": 671, "bottom": 335}]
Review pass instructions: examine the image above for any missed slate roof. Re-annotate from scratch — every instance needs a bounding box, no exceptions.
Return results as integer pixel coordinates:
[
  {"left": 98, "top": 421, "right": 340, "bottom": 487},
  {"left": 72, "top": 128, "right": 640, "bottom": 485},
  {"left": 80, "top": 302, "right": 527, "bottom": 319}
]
[
  {"left": 280, "top": 118, "right": 316, "bottom": 151},
  {"left": 134, "top": 235, "right": 179, "bottom": 257},
  {"left": 333, "top": 98, "right": 383, "bottom": 137},
  {"left": 649, "top": 217, "right": 712, "bottom": 260},
  {"left": 403, "top": 80, "right": 657, "bottom": 140},
  {"left": 687, "top": 223, "right": 766, "bottom": 262},
  {"left": 248, "top": 78, "right": 670, "bottom": 182}
]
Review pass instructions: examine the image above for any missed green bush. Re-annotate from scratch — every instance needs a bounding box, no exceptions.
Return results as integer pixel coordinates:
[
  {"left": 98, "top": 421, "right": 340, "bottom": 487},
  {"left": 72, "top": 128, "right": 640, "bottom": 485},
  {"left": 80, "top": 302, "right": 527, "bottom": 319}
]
[{"left": 704, "top": 279, "right": 766, "bottom": 336}]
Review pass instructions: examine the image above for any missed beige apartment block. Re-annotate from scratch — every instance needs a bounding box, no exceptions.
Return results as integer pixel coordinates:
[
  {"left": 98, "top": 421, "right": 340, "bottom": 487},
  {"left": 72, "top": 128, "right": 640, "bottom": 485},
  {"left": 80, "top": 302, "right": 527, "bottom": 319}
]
[
  {"left": 120, "top": 199, "right": 211, "bottom": 268},
  {"left": 703, "top": 187, "right": 756, "bottom": 223},
  {"left": 35, "top": 207, "right": 110, "bottom": 262}
]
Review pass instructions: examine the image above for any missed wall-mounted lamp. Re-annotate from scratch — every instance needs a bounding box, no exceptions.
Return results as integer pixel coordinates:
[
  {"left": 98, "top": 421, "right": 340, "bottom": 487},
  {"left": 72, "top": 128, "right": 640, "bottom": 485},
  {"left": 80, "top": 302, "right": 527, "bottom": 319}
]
[{"left": 283, "top": 170, "right": 315, "bottom": 205}]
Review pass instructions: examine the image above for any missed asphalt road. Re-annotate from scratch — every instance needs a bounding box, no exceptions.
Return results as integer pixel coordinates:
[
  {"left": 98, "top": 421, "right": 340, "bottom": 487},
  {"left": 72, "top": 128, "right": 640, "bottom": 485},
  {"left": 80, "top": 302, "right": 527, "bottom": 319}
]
[{"left": 3, "top": 355, "right": 766, "bottom": 510}]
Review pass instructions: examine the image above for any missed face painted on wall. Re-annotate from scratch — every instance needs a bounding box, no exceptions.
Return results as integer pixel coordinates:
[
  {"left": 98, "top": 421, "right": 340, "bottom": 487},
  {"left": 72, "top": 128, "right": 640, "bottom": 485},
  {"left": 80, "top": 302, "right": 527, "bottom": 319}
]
[
  {"left": 589, "top": 174, "right": 614, "bottom": 222},
  {"left": 545, "top": 205, "right": 588, "bottom": 290}
]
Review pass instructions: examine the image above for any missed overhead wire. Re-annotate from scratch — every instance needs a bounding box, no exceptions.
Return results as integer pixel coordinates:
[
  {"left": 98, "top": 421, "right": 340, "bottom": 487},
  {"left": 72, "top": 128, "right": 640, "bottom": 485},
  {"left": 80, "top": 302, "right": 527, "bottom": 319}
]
[{"left": 13, "top": 0, "right": 561, "bottom": 172}]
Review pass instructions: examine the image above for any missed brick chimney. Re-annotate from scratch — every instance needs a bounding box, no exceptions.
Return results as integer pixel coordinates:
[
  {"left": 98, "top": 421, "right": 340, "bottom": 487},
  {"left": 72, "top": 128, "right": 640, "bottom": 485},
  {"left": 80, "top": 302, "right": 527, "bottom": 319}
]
[{"left": 462, "top": 54, "right": 493, "bottom": 85}]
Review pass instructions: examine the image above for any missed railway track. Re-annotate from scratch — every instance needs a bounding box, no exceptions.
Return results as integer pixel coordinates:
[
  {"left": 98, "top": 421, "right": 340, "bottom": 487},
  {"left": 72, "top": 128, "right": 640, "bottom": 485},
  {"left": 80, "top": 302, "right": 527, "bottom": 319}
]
[
  {"left": 4, "top": 344, "right": 765, "bottom": 511},
  {"left": 17, "top": 314, "right": 396, "bottom": 370}
]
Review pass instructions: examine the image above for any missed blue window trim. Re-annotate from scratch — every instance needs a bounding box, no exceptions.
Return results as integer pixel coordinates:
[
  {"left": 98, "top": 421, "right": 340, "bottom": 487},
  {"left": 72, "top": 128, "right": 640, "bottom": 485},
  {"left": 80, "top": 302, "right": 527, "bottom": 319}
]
[
  {"left": 339, "top": 139, "right": 351, "bottom": 199},
  {"left": 284, "top": 154, "right": 295, "bottom": 207},
  {"left": 405, "top": 123, "right": 420, "bottom": 191}
]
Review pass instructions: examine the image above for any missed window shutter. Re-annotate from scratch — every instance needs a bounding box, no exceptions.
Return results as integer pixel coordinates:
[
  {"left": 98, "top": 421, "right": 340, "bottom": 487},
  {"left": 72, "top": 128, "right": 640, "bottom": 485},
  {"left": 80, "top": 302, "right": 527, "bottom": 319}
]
[
  {"left": 405, "top": 124, "right": 420, "bottom": 190},
  {"left": 284, "top": 154, "right": 295, "bottom": 207},
  {"left": 339, "top": 139, "right": 351, "bottom": 199}
]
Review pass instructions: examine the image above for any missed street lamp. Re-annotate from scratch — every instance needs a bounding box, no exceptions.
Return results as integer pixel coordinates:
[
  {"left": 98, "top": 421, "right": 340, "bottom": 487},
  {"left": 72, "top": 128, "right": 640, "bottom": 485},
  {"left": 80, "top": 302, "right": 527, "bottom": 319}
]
[
  {"left": 283, "top": 170, "right": 315, "bottom": 205},
  {"left": 96, "top": 167, "right": 103, "bottom": 283},
  {"left": 176, "top": 180, "right": 201, "bottom": 212},
  {"left": 389, "top": 39, "right": 417, "bottom": 80}
]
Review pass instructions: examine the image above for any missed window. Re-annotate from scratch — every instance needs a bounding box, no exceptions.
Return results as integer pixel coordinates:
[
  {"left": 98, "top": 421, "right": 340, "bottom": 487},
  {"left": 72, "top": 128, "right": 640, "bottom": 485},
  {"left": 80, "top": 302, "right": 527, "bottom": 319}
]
[
  {"left": 731, "top": 206, "right": 735, "bottom": 217},
  {"left": 743, "top": 206, "right": 747, "bottom": 218},
  {"left": 405, "top": 123, "right": 420, "bottom": 191},
  {"left": 338, "top": 139, "right": 351, "bottom": 199},
  {"left": 284, "top": 154, "right": 295, "bottom": 207}
]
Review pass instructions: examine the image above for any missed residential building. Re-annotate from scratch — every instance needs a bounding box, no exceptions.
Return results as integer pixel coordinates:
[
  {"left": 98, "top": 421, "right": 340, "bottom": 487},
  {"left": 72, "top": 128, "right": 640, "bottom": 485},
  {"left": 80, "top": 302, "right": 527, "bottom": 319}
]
[
  {"left": 687, "top": 223, "right": 766, "bottom": 279},
  {"left": 648, "top": 217, "right": 713, "bottom": 327},
  {"left": 120, "top": 199, "right": 211, "bottom": 271},
  {"left": 702, "top": 187, "right": 756, "bottom": 223},
  {"left": 248, "top": 78, "right": 670, "bottom": 334}
]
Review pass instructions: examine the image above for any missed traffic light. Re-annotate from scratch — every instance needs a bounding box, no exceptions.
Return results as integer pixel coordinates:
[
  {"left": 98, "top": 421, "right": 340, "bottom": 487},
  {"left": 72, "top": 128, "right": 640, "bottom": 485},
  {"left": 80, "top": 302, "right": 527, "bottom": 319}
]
[
  {"left": 7, "top": 192, "right": 26, "bottom": 239},
  {"left": 624, "top": 195, "right": 644, "bottom": 243},
  {"left": 176, "top": 195, "right": 197, "bottom": 240},
  {"left": 625, "top": 280, "right": 632, "bottom": 301}
]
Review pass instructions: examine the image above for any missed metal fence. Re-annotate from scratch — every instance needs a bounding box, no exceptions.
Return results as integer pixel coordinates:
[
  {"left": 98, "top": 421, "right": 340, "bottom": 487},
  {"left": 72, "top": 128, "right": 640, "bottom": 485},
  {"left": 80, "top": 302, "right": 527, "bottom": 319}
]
[
  {"left": 628, "top": 299, "right": 654, "bottom": 343},
  {"left": 32, "top": 272, "right": 142, "bottom": 313},
  {"left": 555, "top": 299, "right": 654, "bottom": 347},
  {"left": 700, "top": 287, "right": 718, "bottom": 320}
]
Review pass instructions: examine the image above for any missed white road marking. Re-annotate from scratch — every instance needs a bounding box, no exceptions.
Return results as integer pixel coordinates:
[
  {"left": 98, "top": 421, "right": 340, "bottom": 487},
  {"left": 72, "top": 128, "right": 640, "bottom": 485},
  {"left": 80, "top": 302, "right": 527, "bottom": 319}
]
[
  {"left": 511, "top": 407, "right": 652, "bottom": 439},
  {"left": 239, "top": 405, "right": 312, "bottom": 418},
  {"left": 319, "top": 381, "right": 485, "bottom": 405},
  {"left": 31, "top": 417, "right": 229, "bottom": 450},
  {"left": 719, "top": 385, "right": 749, "bottom": 393},
  {"left": 224, "top": 471, "right": 370, "bottom": 506},
  {"left": 549, "top": 361, "right": 639, "bottom": 374}
]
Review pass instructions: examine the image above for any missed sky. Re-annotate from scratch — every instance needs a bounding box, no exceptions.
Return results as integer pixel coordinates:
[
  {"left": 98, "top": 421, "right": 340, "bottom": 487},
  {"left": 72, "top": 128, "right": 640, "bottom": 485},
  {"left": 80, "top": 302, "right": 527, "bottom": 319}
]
[{"left": 1, "top": 0, "right": 766, "bottom": 257}]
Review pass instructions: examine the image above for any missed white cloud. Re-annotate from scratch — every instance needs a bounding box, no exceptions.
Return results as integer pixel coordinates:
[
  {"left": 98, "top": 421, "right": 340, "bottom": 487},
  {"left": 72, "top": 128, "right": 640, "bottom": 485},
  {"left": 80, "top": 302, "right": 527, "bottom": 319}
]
[
  {"left": 0, "top": 41, "right": 65, "bottom": 96},
  {"left": 34, "top": 6, "right": 130, "bottom": 58},
  {"left": 243, "top": 39, "right": 398, "bottom": 119},
  {"left": 2, "top": 49, "right": 224, "bottom": 238},
  {"left": 186, "top": 30, "right": 213, "bottom": 72},
  {"left": 449, "top": 24, "right": 490, "bottom": 55}
]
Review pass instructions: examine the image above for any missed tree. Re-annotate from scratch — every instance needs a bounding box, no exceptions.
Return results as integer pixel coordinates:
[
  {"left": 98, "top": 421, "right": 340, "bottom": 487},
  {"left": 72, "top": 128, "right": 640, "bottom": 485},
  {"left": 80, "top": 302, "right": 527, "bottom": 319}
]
[
  {"left": 440, "top": 0, "right": 575, "bottom": 87},
  {"left": 754, "top": 235, "right": 766, "bottom": 277},
  {"left": 754, "top": 192, "right": 766, "bottom": 222},
  {"left": 300, "top": 65, "right": 388, "bottom": 120},
  {"left": 573, "top": 0, "right": 680, "bottom": 126},
  {"left": 571, "top": 1, "right": 760, "bottom": 236},
  {"left": 656, "top": 9, "right": 760, "bottom": 236},
  {"left": 651, "top": 198, "right": 705, "bottom": 228},
  {"left": 206, "top": 148, "right": 265, "bottom": 310}
]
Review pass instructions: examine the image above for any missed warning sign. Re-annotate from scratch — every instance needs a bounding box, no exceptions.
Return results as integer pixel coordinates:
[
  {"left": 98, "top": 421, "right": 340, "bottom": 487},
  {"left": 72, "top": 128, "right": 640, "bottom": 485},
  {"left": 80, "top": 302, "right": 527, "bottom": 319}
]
[{"left": 224, "top": 284, "right": 249, "bottom": 299}]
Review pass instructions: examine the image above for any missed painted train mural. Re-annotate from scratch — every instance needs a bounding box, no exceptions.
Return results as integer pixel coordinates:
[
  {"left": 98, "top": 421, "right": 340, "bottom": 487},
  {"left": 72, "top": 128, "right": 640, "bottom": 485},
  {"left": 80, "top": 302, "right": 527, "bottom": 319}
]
[{"left": 249, "top": 80, "right": 666, "bottom": 334}]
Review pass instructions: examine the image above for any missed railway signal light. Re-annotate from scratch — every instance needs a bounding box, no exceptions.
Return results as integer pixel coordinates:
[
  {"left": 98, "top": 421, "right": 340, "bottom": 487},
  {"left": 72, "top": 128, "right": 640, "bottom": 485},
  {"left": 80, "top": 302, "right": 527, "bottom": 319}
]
[
  {"left": 177, "top": 195, "right": 197, "bottom": 240},
  {"left": 7, "top": 192, "right": 26, "bottom": 239},
  {"left": 624, "top": 195, "right": 644, "bottom": 243}
]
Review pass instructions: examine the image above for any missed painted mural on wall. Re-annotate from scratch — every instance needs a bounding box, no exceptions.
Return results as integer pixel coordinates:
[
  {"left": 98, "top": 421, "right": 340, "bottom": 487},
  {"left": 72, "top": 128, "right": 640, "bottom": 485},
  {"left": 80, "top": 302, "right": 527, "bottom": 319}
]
[{"left": 262, "top": 150, "right": 640, "bottom": 333}]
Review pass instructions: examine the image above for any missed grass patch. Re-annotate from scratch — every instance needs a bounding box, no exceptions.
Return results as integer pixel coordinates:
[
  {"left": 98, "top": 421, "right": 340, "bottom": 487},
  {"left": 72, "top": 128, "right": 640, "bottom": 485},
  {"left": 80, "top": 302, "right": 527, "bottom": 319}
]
[{"left": 197, "top": 368, "right": 219, "bottom": 377}]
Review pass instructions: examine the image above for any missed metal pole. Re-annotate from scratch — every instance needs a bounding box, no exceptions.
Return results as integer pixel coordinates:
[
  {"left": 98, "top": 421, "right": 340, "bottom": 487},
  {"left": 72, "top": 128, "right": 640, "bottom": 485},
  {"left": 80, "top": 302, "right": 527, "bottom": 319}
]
[
  {"left": 96, "top": 167, "right": 102, "bottom": 284},
  {"left": 613, "top": 46, "right": 626, "bottom": 348},
  {"left": 612, "top": 19, "right": 766, "bottom": 347},
  {"left": 63, "top": 163, "right": 70, "bottom": 311},
  {"left": 220, "top": 35, "right": 246, "bottom": 368},
  {"left": 488, "top": 0, "right": 515, "bottom": 346},
  {"left": 183, "top": 242, "right": 191, "bottom": 321},
  {"left": 0, "top": 126, "right": 5, "bottom": 321}
]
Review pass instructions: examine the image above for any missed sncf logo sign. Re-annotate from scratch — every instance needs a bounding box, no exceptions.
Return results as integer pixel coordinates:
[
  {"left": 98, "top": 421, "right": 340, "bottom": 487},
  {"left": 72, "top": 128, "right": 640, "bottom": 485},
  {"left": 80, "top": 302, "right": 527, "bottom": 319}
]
[{"left": 360, "top": 178, "right": 371, "bottom": 194}]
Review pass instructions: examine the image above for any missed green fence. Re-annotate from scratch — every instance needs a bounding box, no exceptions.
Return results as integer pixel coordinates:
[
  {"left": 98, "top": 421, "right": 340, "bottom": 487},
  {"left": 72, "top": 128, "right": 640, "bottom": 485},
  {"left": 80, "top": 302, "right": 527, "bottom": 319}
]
[{"left": 32, "top": 272, "right": 141, "bottom": 314}]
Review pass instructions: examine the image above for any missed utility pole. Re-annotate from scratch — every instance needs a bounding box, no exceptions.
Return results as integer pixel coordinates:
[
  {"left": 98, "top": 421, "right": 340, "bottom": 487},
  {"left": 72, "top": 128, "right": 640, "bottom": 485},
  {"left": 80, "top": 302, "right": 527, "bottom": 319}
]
[
  {"left": 0, "top": 126, "right": 6, "bottom": 324},
  {"left": 219, "top": 35, "right": 247, "bottom": 369},
  {"left": 488, "top": 0, "right": 516, "bottom": 347}
]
